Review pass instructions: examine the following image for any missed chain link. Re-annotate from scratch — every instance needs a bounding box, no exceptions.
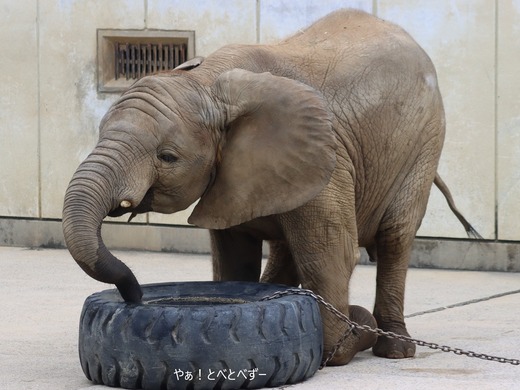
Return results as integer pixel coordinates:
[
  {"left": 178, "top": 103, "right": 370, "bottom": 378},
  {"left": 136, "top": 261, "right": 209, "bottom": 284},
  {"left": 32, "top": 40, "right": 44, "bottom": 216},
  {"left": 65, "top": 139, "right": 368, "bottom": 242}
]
[{"left": 260, "top": 288, "right": 520, "bottom": 367}]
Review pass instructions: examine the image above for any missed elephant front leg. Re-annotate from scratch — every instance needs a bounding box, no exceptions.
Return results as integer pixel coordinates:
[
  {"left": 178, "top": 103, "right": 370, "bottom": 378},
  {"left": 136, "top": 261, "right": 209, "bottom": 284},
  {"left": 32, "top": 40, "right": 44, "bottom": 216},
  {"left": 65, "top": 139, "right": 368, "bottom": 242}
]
[
  {"left": 280, "top": 211, "right": 376, "bottom": 366},
  {"left": 210, "top": 229, "right": 263, "bottom": 281}
]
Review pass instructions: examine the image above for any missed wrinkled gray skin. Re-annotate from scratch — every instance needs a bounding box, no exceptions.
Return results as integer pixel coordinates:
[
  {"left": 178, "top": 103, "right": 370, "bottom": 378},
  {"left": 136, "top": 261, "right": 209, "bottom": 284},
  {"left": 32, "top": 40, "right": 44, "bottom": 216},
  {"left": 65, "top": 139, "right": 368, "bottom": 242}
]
[{"left": 63, "top": 10, "right": 473, "bottom": 365}]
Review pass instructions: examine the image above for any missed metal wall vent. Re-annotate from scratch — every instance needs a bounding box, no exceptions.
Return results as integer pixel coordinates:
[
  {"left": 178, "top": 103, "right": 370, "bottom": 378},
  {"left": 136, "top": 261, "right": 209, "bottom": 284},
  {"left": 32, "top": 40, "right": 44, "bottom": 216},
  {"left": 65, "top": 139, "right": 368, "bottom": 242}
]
[
  {"left": 114, "top": 42, "right": 188, "bottom": 81},
  {"left": 97, "top": 30, "right": 195, "bottom": 93}
]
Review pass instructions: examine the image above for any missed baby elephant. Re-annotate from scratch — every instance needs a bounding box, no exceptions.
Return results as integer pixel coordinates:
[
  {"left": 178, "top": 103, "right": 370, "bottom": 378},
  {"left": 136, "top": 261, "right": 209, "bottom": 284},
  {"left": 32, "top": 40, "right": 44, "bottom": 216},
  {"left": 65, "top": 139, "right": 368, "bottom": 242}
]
[{"left": 63, "top": 9, "right": 477, "bottom": 364}]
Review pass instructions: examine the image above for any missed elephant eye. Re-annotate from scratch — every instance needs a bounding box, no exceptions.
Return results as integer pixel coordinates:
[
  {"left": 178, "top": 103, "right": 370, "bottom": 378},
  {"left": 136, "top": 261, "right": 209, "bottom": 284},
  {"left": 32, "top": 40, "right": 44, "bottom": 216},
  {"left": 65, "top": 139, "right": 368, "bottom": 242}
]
[{"left": 158, "top": 153, "right": 178, "bottom": 164}]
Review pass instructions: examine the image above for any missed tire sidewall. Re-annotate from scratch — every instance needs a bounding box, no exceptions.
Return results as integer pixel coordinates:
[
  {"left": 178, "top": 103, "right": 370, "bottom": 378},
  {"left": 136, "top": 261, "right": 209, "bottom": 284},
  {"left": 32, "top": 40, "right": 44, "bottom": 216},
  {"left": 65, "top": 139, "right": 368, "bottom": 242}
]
[{"left": 79, "top": 282, "right": 323, "bottom": 389}]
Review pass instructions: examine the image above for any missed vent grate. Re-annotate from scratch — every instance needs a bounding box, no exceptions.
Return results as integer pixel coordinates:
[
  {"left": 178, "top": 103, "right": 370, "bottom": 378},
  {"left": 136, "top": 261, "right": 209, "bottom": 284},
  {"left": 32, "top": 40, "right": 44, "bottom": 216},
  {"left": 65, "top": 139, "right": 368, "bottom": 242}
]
[
  {"left": 98, "top": 30, "right": 195, "bottom": 92},
  {"left": 115, "top": 42, "right": 188, "bottom": 80}
]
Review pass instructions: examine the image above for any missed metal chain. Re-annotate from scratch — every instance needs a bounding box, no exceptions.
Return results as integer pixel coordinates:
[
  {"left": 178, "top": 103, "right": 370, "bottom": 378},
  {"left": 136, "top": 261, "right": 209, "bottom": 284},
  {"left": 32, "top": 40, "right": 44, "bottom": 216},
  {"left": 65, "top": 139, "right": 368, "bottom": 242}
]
[
  {"left": 320, "top": 320, "right": 355, "bottom": 368},
  {"left": 261, "top": 288, "right": 520, "bottom": 367}
]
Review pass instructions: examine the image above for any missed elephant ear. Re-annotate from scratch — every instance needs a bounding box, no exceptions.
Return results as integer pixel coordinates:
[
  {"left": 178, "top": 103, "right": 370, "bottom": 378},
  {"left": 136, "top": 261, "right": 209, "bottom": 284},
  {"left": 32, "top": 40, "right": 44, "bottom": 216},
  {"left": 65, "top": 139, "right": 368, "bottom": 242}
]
[{"left": 189, "top": 69, "right": 336, "bottom": 229}]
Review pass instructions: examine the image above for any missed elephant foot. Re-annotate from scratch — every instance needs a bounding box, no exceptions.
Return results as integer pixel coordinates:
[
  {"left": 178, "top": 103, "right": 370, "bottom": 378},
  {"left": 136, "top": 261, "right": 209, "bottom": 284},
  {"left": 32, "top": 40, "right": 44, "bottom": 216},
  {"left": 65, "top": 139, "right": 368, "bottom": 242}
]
[
  {"left": 325, "top": 305, "right": 378, "bottom": 366},
  {"left": 372, "top": 322, "right": 415, "bottom": 359}
]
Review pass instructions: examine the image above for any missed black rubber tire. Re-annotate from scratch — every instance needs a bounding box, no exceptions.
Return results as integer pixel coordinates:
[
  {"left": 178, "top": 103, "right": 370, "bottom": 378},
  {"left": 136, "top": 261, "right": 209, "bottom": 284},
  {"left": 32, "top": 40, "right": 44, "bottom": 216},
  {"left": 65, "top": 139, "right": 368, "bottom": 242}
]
[{"left": 78, "top": 281, "right": 323, "bottom": 389}]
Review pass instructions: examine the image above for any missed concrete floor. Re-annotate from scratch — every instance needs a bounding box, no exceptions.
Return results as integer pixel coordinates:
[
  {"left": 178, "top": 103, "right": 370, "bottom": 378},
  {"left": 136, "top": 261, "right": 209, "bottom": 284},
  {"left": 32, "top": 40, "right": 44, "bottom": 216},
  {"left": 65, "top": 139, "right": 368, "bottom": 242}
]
[{"left": 1, "top": 246, "right": 519, "bottom": 389}]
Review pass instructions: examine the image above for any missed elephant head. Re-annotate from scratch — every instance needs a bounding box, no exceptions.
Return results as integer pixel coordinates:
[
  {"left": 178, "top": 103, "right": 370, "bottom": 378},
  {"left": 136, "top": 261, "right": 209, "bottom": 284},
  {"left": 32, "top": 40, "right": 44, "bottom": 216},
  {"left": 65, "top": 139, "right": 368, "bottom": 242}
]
[{"left": 62, "top": 68, "right": 336, "bottom": 302}]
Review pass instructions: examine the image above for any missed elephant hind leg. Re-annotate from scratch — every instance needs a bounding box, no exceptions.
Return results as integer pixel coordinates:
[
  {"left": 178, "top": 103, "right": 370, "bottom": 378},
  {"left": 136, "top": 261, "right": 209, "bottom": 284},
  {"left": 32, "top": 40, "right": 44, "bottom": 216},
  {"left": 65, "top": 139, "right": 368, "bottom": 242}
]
[
  {"left": 366, "top": 243, "right": 378, "bottom": 262},
  {"left": 210, "top": 229, "right": 263, "bottom": 282},
  {"left": 372, "top": 236, "right": 416, "bottom": 359},
  {"left": 372, "top": 148, "right": 440, "bottom": 359},
  {"left": 261, "top": 241, "right": 300, "bottom": 286}
]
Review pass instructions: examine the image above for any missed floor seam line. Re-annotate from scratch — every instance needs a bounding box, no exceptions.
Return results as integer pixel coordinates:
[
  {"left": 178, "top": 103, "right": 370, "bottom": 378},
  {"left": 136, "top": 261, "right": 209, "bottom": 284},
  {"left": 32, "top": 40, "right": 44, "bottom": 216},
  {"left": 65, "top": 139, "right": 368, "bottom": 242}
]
[{"left": 405, "top": 289, "right": 520, "bottom": 318}]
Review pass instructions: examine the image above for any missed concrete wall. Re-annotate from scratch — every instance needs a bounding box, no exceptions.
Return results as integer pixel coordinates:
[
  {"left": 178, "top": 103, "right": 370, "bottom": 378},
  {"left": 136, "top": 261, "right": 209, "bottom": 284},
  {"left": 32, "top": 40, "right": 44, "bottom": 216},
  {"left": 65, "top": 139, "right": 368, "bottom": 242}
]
[{"left": 1, "top": 1, "right": 520, "bottom": 267}]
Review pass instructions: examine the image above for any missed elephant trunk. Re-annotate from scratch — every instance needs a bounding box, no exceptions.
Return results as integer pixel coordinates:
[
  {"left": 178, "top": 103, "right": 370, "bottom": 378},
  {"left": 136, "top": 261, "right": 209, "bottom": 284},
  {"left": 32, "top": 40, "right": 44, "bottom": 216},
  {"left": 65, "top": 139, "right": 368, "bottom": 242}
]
[{"left": 62, "top": 159, "right": 142, "bottom": 302}]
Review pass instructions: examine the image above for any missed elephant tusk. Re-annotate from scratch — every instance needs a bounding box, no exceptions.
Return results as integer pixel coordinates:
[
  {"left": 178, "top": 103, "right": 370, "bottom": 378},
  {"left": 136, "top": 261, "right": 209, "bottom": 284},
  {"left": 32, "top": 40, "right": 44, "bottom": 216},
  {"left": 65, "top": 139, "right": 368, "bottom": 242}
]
[{"left": 120, "top": 200, "right": 132, "bottom": 208}]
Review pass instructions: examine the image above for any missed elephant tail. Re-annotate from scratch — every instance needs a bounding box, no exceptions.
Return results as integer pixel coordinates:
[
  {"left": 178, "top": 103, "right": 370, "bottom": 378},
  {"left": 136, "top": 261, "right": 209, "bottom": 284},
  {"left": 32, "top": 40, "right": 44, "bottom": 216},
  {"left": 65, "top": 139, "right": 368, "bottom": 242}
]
[{"left": 434, "top": 173, "right": 483, "bottom": 239}]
